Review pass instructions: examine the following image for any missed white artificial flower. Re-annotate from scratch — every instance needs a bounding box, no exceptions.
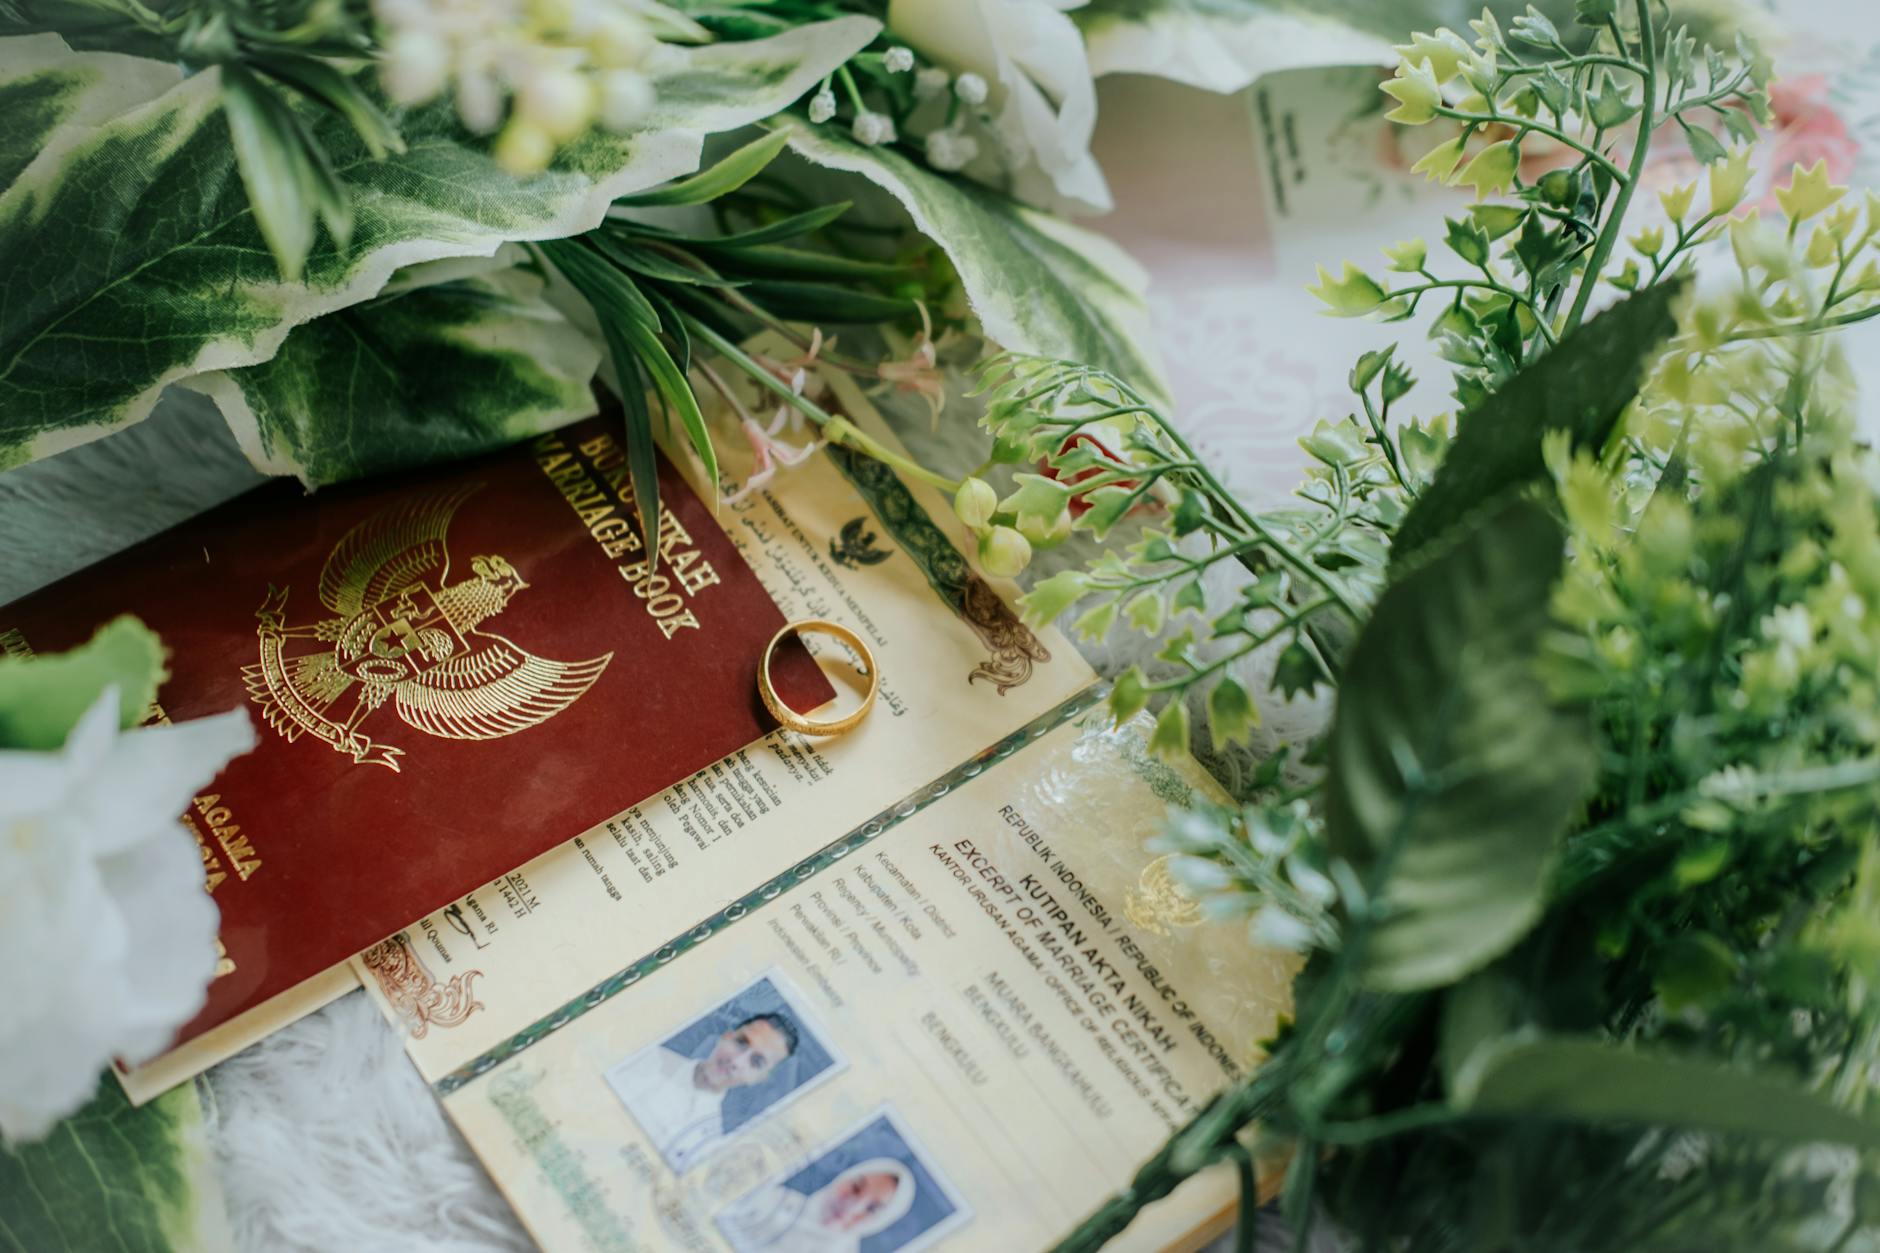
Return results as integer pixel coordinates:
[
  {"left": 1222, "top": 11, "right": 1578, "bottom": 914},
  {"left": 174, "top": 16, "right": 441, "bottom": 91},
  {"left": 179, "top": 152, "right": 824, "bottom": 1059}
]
[
  {"left": 0, "top": 690, "right": 254, "bottom": 1143},
  {"left": 884, "top": 45, "right": 915, "bottom": 72},
  {"left": 888, "top": 0, "right": 1111, "bottom": 212},
  {"left": 808, "top": 85, "right": 838, "bottom": 124}
]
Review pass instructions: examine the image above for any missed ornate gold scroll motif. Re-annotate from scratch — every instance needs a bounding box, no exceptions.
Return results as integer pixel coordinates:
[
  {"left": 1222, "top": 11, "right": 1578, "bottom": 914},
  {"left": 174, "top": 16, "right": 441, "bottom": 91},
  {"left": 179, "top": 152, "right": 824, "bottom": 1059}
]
[
  {"left": 1124, "top": 855, "right": 1208, "bottom": 937},
  {"left": 242, "top": 484, "right": 613, "bottom": 771},
  {"left": 360, "top": 934, "right": 484, "bottom": 1039}
]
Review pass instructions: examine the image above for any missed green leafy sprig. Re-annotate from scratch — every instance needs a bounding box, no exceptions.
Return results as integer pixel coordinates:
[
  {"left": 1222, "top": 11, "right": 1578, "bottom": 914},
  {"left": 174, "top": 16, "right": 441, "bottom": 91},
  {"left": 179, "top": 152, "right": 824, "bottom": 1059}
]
[
  {"left": 1326, "top": 0, "right": 1769, "bottom": 408},
  {"left": 541, "top": 128, "right": 960, "bottom": 560},
  {"left": 977, "top": 353, "right": 1394, "bottom": 752}
]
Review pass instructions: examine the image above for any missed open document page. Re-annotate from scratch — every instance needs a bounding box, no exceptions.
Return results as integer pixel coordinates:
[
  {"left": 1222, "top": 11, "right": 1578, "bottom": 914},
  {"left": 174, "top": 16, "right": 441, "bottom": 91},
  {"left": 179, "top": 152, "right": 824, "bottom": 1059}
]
[{"left": 434, "top": 713, "right": 1295, "bottom": 1252}]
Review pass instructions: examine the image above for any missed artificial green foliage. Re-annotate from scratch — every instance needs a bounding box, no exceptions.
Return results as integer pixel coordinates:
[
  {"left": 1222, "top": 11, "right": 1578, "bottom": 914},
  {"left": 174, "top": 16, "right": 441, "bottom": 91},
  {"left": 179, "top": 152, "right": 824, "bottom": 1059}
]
[
  {"left": 1047, "top": 6, "right": 1880, "bottom": 1250},
  {"left": 0, "top": 616, "right": 164, "bottom": 750},
  {"left": 1320, "top": 2, "right": 1771, "bottom": 407},
  {"left": 0, "top": 1075, "right": 232, "bottom": 1253},
  {"left": 784, "top": 120, "right": 1170, "bottom": 406},
  {"left": 0, "top": 31, "right": 180, "bottom": 190},
  {"left": 537, "top": 129, "right": 933, "bottom": 559},
  {"left": 0, "top": 20, "right": 875, "bottom": 473},
  {"left": 1060, "top": 388, "right": 1880, "bottom": 1252},
  {"left": 187, "top": 259, "right": 602, "bottom": 485},
  {"left": 1388, "top": 279, "right": 1682, "bottom": 564},
  {"left": 1324, "top": 497, "right": 1594, "bottom": 991}
]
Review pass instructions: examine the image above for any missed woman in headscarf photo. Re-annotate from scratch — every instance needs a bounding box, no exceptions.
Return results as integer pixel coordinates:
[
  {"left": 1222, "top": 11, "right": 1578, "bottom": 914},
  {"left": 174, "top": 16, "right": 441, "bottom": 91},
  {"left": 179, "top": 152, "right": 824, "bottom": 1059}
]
[{"left": 719, "top": 1157, "right": 916, "bottom": 1252}]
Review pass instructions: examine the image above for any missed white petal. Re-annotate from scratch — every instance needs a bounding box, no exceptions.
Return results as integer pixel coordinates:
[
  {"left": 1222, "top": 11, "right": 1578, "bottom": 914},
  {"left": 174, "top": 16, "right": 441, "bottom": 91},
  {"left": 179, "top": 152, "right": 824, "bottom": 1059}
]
[{"left": 73, "top": 706, "right": 254, "bottom": 858}]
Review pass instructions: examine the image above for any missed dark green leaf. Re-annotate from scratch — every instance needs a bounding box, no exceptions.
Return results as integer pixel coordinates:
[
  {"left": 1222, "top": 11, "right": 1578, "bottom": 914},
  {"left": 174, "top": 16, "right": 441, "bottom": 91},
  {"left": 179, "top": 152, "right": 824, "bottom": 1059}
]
[
  {"left": 591, "top": 234, "right": 735, "bottom": 287},
  {"left": 741, "top": 279, "right": 914, "bottom": 323},
  {"left": 1444, "top": 216, "right": 1491, "bottom": 267},
  {"left": 220, "top": 64, "right": 318, "bottom": 280},
  {"left": 1272, "top": 638, "right": 1326, "bottom": 700},
  {"left": 695, "top": 243, "right": 919, "bottom": 283},
  {"left": 617, "top": 127, "right": 790, "bottom": 207},
  {"left": 1454, "top": 1035, "right": 1880, "bottom": 1149},
  {"left": 1390, "top": 280, "right": 1684, "bottom": 566},
  {"left": 1654, "top": 932, "right": 1739, "bottom": 1011},
  {"left": 1326, "top": 498, "right": 1595, "bottom": 991},
  {"left": 0, "top": 1075, "right": 231, "bottom": 1251},
  {"left": 609, "top": 339, "right": 662, "bottom": 566},
  {"left": 253, "top": 53, "right": 404, "bottom": 159},
  {"left": 1680, "top": 118, "right": 1728, "bottom": 165},
  {"left": 685, "top": 200, "right": 849, "bottom": 247},
  {"left": 616, "top": 305, "right": 717, "bottom": 495}
]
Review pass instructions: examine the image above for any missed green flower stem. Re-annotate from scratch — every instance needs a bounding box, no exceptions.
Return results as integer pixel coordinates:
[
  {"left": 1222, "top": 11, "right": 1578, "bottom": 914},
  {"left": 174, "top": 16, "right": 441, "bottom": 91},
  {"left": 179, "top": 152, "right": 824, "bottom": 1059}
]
[
  {"left": 836, "top": 64, "right": 868, "bottom": 114},
  {"left": 1051, "top": 1069, "right": 1290, "bottom": 1253},
  {"left": 1433, "top": 106, "right": 1630, "bottom": 185},
  {"left": 1562, "top": 0, "right": 1657, "bottom": 335},
  {"left": 1393, "top": 278, "right": 1560, "bottom": 345},
  {"left": 1503, "top": 51, "right": 1647, "bottom": 79},
  {"left": 1360, "top": 392, "right": 1414, "bottom": 494},
  {"left": 1662, "top": 67, "right": 1755, "bottom": 125},
  {"left": 1725, "top": 305, "right": 1880, "bottom": 341},
  {"left": 1651, "top": 207, "right": 1727, "bottom": 282},
  {"left": 685, "top": 316, "right": 962, "bottom": 494},
  {"left": 1144, "top": 597, "right": 1336, "bottom": 693}
]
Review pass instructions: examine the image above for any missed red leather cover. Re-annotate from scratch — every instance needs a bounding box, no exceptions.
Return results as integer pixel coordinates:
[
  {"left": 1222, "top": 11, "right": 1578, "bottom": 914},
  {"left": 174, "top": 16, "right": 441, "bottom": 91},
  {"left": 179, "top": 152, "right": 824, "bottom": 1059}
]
[{"left": 1, "top": 417, "right": 831, "bottom": 1048}]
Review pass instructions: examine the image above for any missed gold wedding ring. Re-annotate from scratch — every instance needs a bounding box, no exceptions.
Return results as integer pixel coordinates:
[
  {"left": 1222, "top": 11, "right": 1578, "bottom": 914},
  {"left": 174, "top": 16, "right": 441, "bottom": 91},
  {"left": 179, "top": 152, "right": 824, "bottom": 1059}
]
[{"left": 758, "top": 619, "right": 879, "bottom": 737}]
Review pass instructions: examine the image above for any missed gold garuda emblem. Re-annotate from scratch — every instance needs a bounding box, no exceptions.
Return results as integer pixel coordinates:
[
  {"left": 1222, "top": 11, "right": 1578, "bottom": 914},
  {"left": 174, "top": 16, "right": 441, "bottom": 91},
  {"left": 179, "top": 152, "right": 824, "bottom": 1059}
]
[{"left": 243, "top": 483, "right": 612, "bottom": 771}]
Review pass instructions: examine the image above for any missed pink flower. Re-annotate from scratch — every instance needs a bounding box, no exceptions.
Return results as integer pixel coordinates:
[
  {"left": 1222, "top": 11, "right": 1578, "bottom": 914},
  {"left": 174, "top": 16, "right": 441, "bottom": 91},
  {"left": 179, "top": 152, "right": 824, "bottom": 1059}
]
[
  {"left": 875, "top": 303, "right": 946, "bottom": 425},
  {"left": 726, "top": 408, "right": 821, "bottom": 504},
  {"left": 721, "top": 333, "right": 829, "bottom": 504}
]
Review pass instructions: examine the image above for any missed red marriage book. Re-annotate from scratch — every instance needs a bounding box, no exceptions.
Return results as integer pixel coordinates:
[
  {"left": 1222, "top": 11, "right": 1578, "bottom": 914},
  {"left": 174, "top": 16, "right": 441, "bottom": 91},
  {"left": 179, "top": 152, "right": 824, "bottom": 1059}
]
[{"left": 1, "top": 417, "right": 830, "bottom": 1051}]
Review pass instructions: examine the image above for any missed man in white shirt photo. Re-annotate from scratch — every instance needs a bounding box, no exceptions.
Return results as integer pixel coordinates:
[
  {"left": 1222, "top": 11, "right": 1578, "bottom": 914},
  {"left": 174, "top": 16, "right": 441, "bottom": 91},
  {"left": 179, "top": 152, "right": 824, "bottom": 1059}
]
[{"left": 608, "top": 1011, "right": 801, "bottom": 1171}]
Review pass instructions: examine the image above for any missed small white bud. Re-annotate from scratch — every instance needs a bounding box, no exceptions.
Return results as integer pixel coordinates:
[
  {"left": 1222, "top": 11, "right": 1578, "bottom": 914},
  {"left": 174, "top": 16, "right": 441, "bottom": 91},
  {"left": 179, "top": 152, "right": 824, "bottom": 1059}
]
[
  {"left": 455, "top": 66, "right": 505, "bottom": 135},
  {"left": 977, "top": 525, "right": 1032, "bottom": 578},
  {"left": 954, "top": 478, "right": 998, "bottom": 529},
  {"left": 954, "top": 71, "right": 989, "bottom": 105},
  {"left": 587, "top": 13, "right": 651, "bottom": 67},
  {"left": 381, "top": 30, "right": 450, "bottom": 105},
  {"left": 884, "top": 46, "right": 914, "bottom": 72},
  {"left": 923, "top": 127, "right": 979, "bottom": 172},
  {"left": 494, "top": 119, "right": 556, "bottom": 175},
  {"left": 1251, "top": 905, "right": 1315, "bottom": 952},
  {"left": 914, "top": 66, "right": 949, "bottom": 98},
  {"left": 516, "top": 67, "right": 595, "bottom": 142},
  {"left": 851, "top": 110, "right": 895, "bottom": 146},
  {"left": 597, "top": 70, "right": 655, "bottom": 131},
  {"left": 807, "top": 87, "right": 837, "bottom": 124}
]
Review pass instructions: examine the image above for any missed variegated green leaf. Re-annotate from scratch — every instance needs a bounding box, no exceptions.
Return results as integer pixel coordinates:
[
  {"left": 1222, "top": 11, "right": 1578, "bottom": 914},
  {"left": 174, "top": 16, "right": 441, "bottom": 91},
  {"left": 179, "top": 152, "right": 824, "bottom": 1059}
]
[
  {"left": 183, "top": 260, "right": 602, "bottom": 485},
  {"left": 1073, "top": 1, "right": 1546, "bottom": 92},
  {"left": 0, "top": 17, "right": 878, "bottom": 473},
  {"left": 0, "top": 33, "right": 180, "bottom": 192},
  {"left": 0, "top": 1076, "right": 234, "bottom": 1253},
  {"left": 783, "top": 120, "right": 1170, "bottom": 405}
]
